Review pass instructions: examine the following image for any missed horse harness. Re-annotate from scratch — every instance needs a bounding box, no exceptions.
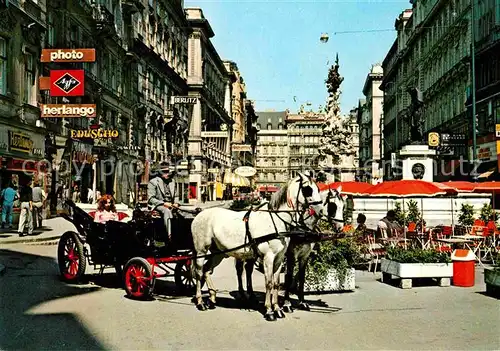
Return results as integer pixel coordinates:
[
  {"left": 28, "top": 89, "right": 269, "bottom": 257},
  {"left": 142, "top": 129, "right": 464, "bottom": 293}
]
[{"left": 241, "top": 176, "right": 322, "bottom": 256}]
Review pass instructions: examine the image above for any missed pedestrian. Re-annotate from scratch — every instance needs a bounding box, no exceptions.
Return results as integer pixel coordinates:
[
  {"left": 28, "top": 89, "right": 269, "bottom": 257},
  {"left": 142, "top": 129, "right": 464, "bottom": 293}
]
[
  {"left": 31, "top": 181, "right": 45, "bottom": 229},
  {"left": 1, "top": 182, "right": 18, "bottom": 229},
  {"left": 18, "top": 181, "right": 33, "bottom": 236},
  {"left": 87, "top": 187, "right": 94, "bottom": 204},
  {"left": 72, "top": 185, "right": 80, "bottom": 203}
]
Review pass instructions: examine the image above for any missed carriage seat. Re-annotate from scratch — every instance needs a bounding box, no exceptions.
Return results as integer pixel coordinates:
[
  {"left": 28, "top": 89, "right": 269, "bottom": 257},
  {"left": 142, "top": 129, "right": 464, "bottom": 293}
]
[{"left": 88, "top": 211, "right": 130, "bottom": 221}]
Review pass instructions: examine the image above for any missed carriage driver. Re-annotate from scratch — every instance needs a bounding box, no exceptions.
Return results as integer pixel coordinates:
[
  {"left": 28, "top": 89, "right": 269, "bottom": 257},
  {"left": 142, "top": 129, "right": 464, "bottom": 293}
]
[{"left": 147, "top": 161, "right": 181, "bottom": 242}]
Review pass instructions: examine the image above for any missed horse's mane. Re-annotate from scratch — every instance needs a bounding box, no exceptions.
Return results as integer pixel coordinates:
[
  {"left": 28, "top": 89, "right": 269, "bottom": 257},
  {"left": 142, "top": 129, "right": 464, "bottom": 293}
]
[{"left": 268, "top": 181, "right": 291, "bottom": 210}]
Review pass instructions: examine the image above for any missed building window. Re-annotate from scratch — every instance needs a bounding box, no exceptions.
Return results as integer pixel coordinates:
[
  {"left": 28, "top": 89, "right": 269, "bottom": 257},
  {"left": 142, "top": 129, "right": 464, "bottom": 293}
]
[
  {"left": 0, "top": 37, "right": 7, "bottom": 95},
  {"left": 47, "top": 12, "right": 55, "bottom": 47},
  {"left": 24, "top": 52, "right": 34, "bottom": 104},
  {"left": 267, "top": 123, "right": 272, "bottom": 130}
]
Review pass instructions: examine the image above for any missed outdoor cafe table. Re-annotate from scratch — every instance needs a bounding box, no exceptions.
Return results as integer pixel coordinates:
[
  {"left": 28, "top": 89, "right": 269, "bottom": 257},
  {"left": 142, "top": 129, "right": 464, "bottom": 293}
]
[{"left": 437, "top": 237, "right": 484, "bottom": 267}]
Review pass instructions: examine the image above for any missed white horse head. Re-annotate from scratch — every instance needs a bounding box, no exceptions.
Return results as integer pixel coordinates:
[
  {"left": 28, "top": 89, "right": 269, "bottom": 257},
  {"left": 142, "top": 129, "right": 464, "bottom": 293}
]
[
  {"left": 269, "top": 171, "right": 324, "bottom": 221},
  {"left": 321, "top": 185, "right": 345, "bottom": 231}
]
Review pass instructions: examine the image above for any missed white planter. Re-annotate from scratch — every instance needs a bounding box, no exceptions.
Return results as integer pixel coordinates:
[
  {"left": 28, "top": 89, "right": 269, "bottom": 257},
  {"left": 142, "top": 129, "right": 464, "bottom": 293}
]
[
  {"left": 305, "top": 267, "right": 355, "bottom": 292},
  {"left": 381, "top": 258, "right": 452, "bottom": 289},
  {"left": 381, "top": 258, "right": 452, "bottom": 278}
]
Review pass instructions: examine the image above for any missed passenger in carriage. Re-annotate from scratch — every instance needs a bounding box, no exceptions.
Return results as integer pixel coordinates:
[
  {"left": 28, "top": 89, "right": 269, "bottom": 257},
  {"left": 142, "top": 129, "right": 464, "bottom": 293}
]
[
  {"left": 94, "top": 195, "right": 119, "bottom": 223},
  {"left": 147, "top": 162, "right": 181, "bottom": 242}
]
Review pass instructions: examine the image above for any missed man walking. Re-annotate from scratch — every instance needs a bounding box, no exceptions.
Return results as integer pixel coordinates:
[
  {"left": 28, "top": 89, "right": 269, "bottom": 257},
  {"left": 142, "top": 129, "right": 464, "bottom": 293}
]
[
  {"left": 32, "top": 181, "right": 45, "bottom": 229},
  {"left": 18, "top": 181, "right": 33, "bottom": 236},
  {"left": 1, "top": 182, "right": 17, "bottom": 229}
]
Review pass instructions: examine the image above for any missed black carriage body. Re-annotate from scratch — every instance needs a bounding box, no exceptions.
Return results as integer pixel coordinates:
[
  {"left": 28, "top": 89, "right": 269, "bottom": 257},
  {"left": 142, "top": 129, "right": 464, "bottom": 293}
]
[{"left": 63, "top": 201, "right": 195, "bottom": 267}]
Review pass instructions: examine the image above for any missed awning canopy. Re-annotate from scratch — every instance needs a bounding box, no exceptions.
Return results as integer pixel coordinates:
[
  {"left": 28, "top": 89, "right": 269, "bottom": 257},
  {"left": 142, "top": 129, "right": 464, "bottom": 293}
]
[
  {"left": 258, "top": 185, "right": 279, "bottom": 192},
  {"left": 223, "top": 171, "right": 250, "bottom": 187}
]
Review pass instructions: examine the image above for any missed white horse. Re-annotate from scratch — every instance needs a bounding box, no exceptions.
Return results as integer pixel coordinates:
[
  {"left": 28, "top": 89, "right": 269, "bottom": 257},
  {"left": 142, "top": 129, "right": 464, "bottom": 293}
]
[
  {"left": 190, "top": 172, "right": 324, "bottom": 321},
  {"left": 235, "top": 186, "right": 345, "bottom": 312}
]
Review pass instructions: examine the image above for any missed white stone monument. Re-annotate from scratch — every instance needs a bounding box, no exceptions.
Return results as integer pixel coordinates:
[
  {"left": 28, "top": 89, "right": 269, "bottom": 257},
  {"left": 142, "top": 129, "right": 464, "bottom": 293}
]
[{"left": 399, "top": 144, "right": 436, "bottom": 182}]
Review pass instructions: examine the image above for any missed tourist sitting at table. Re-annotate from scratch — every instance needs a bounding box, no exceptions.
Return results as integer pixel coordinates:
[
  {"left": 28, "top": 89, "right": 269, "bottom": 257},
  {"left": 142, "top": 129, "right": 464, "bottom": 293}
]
[
  {"left": 377, "top": 210, "right": 403, "bottom": 238},
  {"left": 94, "top": 195, "right": 119, "bottom": 223}
]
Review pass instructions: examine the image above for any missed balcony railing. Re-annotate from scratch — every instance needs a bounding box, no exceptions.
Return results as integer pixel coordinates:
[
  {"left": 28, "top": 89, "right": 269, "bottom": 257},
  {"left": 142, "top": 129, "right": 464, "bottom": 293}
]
[
  {"left": 92, "top": 4, "right": 115, "bottom": 33},
  {"left": 122, "top": 0, "right": 145, "bottom": 14}
]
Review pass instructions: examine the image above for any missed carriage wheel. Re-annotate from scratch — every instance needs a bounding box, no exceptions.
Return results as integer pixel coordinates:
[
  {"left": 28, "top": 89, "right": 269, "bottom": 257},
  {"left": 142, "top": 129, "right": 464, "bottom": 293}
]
[
  {"left": 175, "top": 259, "right": 195, "bottom": 293},
  {"left": 124, "top": 257, "right": 155, "bottom": 299},
  {"left": 58, "top": 231, "right": 86, "bottom": 283}
]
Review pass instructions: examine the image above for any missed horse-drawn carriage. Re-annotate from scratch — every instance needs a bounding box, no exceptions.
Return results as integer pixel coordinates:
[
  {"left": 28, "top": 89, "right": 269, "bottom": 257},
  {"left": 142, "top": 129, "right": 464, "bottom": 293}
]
[{"left": 57, "top": 200, "right": 199, "bottom": 298}]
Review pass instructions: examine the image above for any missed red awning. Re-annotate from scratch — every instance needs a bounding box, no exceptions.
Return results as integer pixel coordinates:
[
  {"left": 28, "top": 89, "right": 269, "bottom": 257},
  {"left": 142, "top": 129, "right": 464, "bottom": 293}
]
[
  {"left": 366, "top": 180, "right": 457, "bottom": 197},
  {"left": 258, "top": 185, "right": 279, "bottom": 192},
  {"left": 1, "top": 158, "right": 48, "bottom": 172}
]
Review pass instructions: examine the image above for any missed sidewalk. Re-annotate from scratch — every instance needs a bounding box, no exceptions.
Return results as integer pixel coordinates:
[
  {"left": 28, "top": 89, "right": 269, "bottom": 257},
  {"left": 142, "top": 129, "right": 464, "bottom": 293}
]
[{"left": 0, "top": 201, "right": 230, "bottom": 245}]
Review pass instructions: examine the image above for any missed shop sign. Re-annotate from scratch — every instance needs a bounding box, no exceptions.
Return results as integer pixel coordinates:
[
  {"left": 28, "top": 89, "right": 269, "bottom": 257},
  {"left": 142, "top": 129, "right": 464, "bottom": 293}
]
[
  {"left": 235, "top": 166, "right": 257, "bottom": 177},
  {"left": 72, "top": 151, "right": 95, "bottom": 164},
  {"left": 8, "top": 131, "right": 33, "bottom": 153},
  {"left": 41, "top": 49, "right": 96, "bottom": 63},
  {"left": 232, "top": 144, "right": 252, "bottom": 152},
  {"left": 171, "top": 96, "right": 198, "bottom": 104},
  {"left": 70, "top": 129, "right": 119, "bottom": 139},
  {"left": 496, "top": 124, "right": 500, "bottom": 138},
  {"left": 201, "top": 131, "right": 228, "bottom": 138},
  {"left": 40, "top": 104, "right": 96, "bottom": 118},
  {"left": 49, "top": 70, "right": 85, "bottom": 96},
  {"left": 470, "top": 141, "right": 497, "bottom": 162},
  {"left": 208, "top": 168, "right": 219, "bottom": 173}
]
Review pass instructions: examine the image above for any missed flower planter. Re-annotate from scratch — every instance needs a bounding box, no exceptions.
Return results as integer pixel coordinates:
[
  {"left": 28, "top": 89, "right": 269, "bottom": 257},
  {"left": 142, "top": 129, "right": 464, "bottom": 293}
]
[
  {"left": 304, "top": 267, "right": 355, "bottom": 292},
  {"left": 380, "top": 258, "right": 452, "bottom": 289},
  {"left": 484, "top": 268, "right": 500, "bottom": 297}
]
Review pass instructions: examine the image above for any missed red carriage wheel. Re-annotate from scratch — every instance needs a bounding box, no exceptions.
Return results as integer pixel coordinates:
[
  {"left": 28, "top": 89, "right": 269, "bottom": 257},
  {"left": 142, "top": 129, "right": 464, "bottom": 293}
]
[
  {"left": 57, "top": 231, "right": 86, "bottom": 283},
  {"left": 175, "top": 259, "right": 195, "bottom": 293},
  {"left": 124, "top": 257, "right": 155, "bottom": 299}
]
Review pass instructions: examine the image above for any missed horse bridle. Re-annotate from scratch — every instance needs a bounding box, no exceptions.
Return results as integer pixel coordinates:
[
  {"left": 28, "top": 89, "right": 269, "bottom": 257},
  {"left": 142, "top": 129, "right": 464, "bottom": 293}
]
[{"left": 323, "top": 188, "right": 345, "bottom": 225}]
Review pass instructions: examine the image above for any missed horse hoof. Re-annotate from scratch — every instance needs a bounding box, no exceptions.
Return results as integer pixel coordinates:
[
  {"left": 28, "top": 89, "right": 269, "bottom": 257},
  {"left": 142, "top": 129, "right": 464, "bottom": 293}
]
[
  {"left": 206, "top": 300, "right": 216, "bottom": 310},
  {"left": 196, "top": 303, "right": 207, "bottom": 311},
  {"left": 274, "top": 309, "right": 286, "bottom": 319},
  {"left": 282, "top": 304, "right": 294, "bottom": 313},
  {"left": 265, "top": 312, "right": 277, "bottom": 322},
  {"left": 298, "top": 302, "right": 310, "bottom": 311}
]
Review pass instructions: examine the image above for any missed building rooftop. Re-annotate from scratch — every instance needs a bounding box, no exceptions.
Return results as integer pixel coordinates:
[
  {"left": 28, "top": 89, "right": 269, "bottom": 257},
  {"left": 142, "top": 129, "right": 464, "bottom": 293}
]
[{"left": 256, "top": 111, "right": 287, "bottom": 130}]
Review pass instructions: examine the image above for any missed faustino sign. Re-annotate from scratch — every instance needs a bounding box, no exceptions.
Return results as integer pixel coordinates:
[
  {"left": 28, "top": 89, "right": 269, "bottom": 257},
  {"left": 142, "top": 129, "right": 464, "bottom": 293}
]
[
  {"left": 41, "top": 104, "right": 96, "bottom": 118},
  {"left": 70, "top": 129, "right": 119, "bottom": 139}
]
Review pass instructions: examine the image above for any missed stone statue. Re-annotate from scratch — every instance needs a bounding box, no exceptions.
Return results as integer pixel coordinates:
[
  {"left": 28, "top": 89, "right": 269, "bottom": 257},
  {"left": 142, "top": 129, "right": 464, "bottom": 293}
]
[
  {"left": 318, "top": 54, "right": 356, "bottom": 168},
  {"left": 407, "top": 87, "right": 425, "bottom": 143}
]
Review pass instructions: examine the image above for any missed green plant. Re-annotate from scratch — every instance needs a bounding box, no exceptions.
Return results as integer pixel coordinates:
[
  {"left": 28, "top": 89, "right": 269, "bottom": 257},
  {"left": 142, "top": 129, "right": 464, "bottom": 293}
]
[
  {"left": 229, "top": 199, "right": 257, "bottom": 210},
  {"left": 406, "top": 200, "right": 421, "bottom": 224},
  {"left": 386, "top": 247, "right": 451, "bottom": 264},
  {"left": 480, "top": 203, "right": 495, "bottom": 223},
  {"left": 393, "top": 202, "right": 407, "bottom": 226},
  {"left": 305, "top": 221, "right": 362, "bottom": 290},
  {"left": 458, "top": 203, "right": 475, "bottom": 226}
]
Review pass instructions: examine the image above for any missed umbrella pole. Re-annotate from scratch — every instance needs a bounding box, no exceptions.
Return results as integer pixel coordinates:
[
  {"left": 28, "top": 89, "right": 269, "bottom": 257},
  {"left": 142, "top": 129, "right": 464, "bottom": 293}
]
[{"left": 451, "top": 196, "right": 454, "bottom": 235}]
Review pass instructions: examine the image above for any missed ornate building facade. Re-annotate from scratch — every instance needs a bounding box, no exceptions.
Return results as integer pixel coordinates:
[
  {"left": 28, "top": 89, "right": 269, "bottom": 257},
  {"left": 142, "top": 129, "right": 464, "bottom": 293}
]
[
  {"left": 362, "top": 64, "right": 384, "bottom": 183},
  {"left": 185, "top": 8, "right": 233, "bottom": 202},
  {"left": 0, "top": 0, "right": 48, "bottom": 196},
  {"left": 286, "top": 110, "right": 324, "bottom": 179},
  {"left": 382, "top": 1, "right": 474, "bottom": 178},
  {"left": 255, "top": 110, "right": 288, "bottom": 189},
  {"left": 224, "top": 60, "right": 256, "bottom": 169}
]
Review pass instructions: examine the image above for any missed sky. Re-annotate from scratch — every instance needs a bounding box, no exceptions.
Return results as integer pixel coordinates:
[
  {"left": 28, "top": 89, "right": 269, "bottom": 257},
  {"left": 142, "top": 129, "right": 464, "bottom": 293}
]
[{"left": 184, "top": 0, "right": 411, "bottom": 114}]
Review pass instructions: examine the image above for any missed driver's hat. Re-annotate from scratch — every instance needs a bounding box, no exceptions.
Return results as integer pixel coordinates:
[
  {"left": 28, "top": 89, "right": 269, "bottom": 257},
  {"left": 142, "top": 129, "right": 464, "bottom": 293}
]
[{"left": 158, "top": 161, "right": 176, "bottom": 174}]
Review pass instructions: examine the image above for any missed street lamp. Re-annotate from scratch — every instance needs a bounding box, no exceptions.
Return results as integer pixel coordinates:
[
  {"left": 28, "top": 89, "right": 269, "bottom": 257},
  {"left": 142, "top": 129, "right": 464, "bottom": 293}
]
[{"left": 471, "top": 0, "right": 478, "bottom": 171}]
